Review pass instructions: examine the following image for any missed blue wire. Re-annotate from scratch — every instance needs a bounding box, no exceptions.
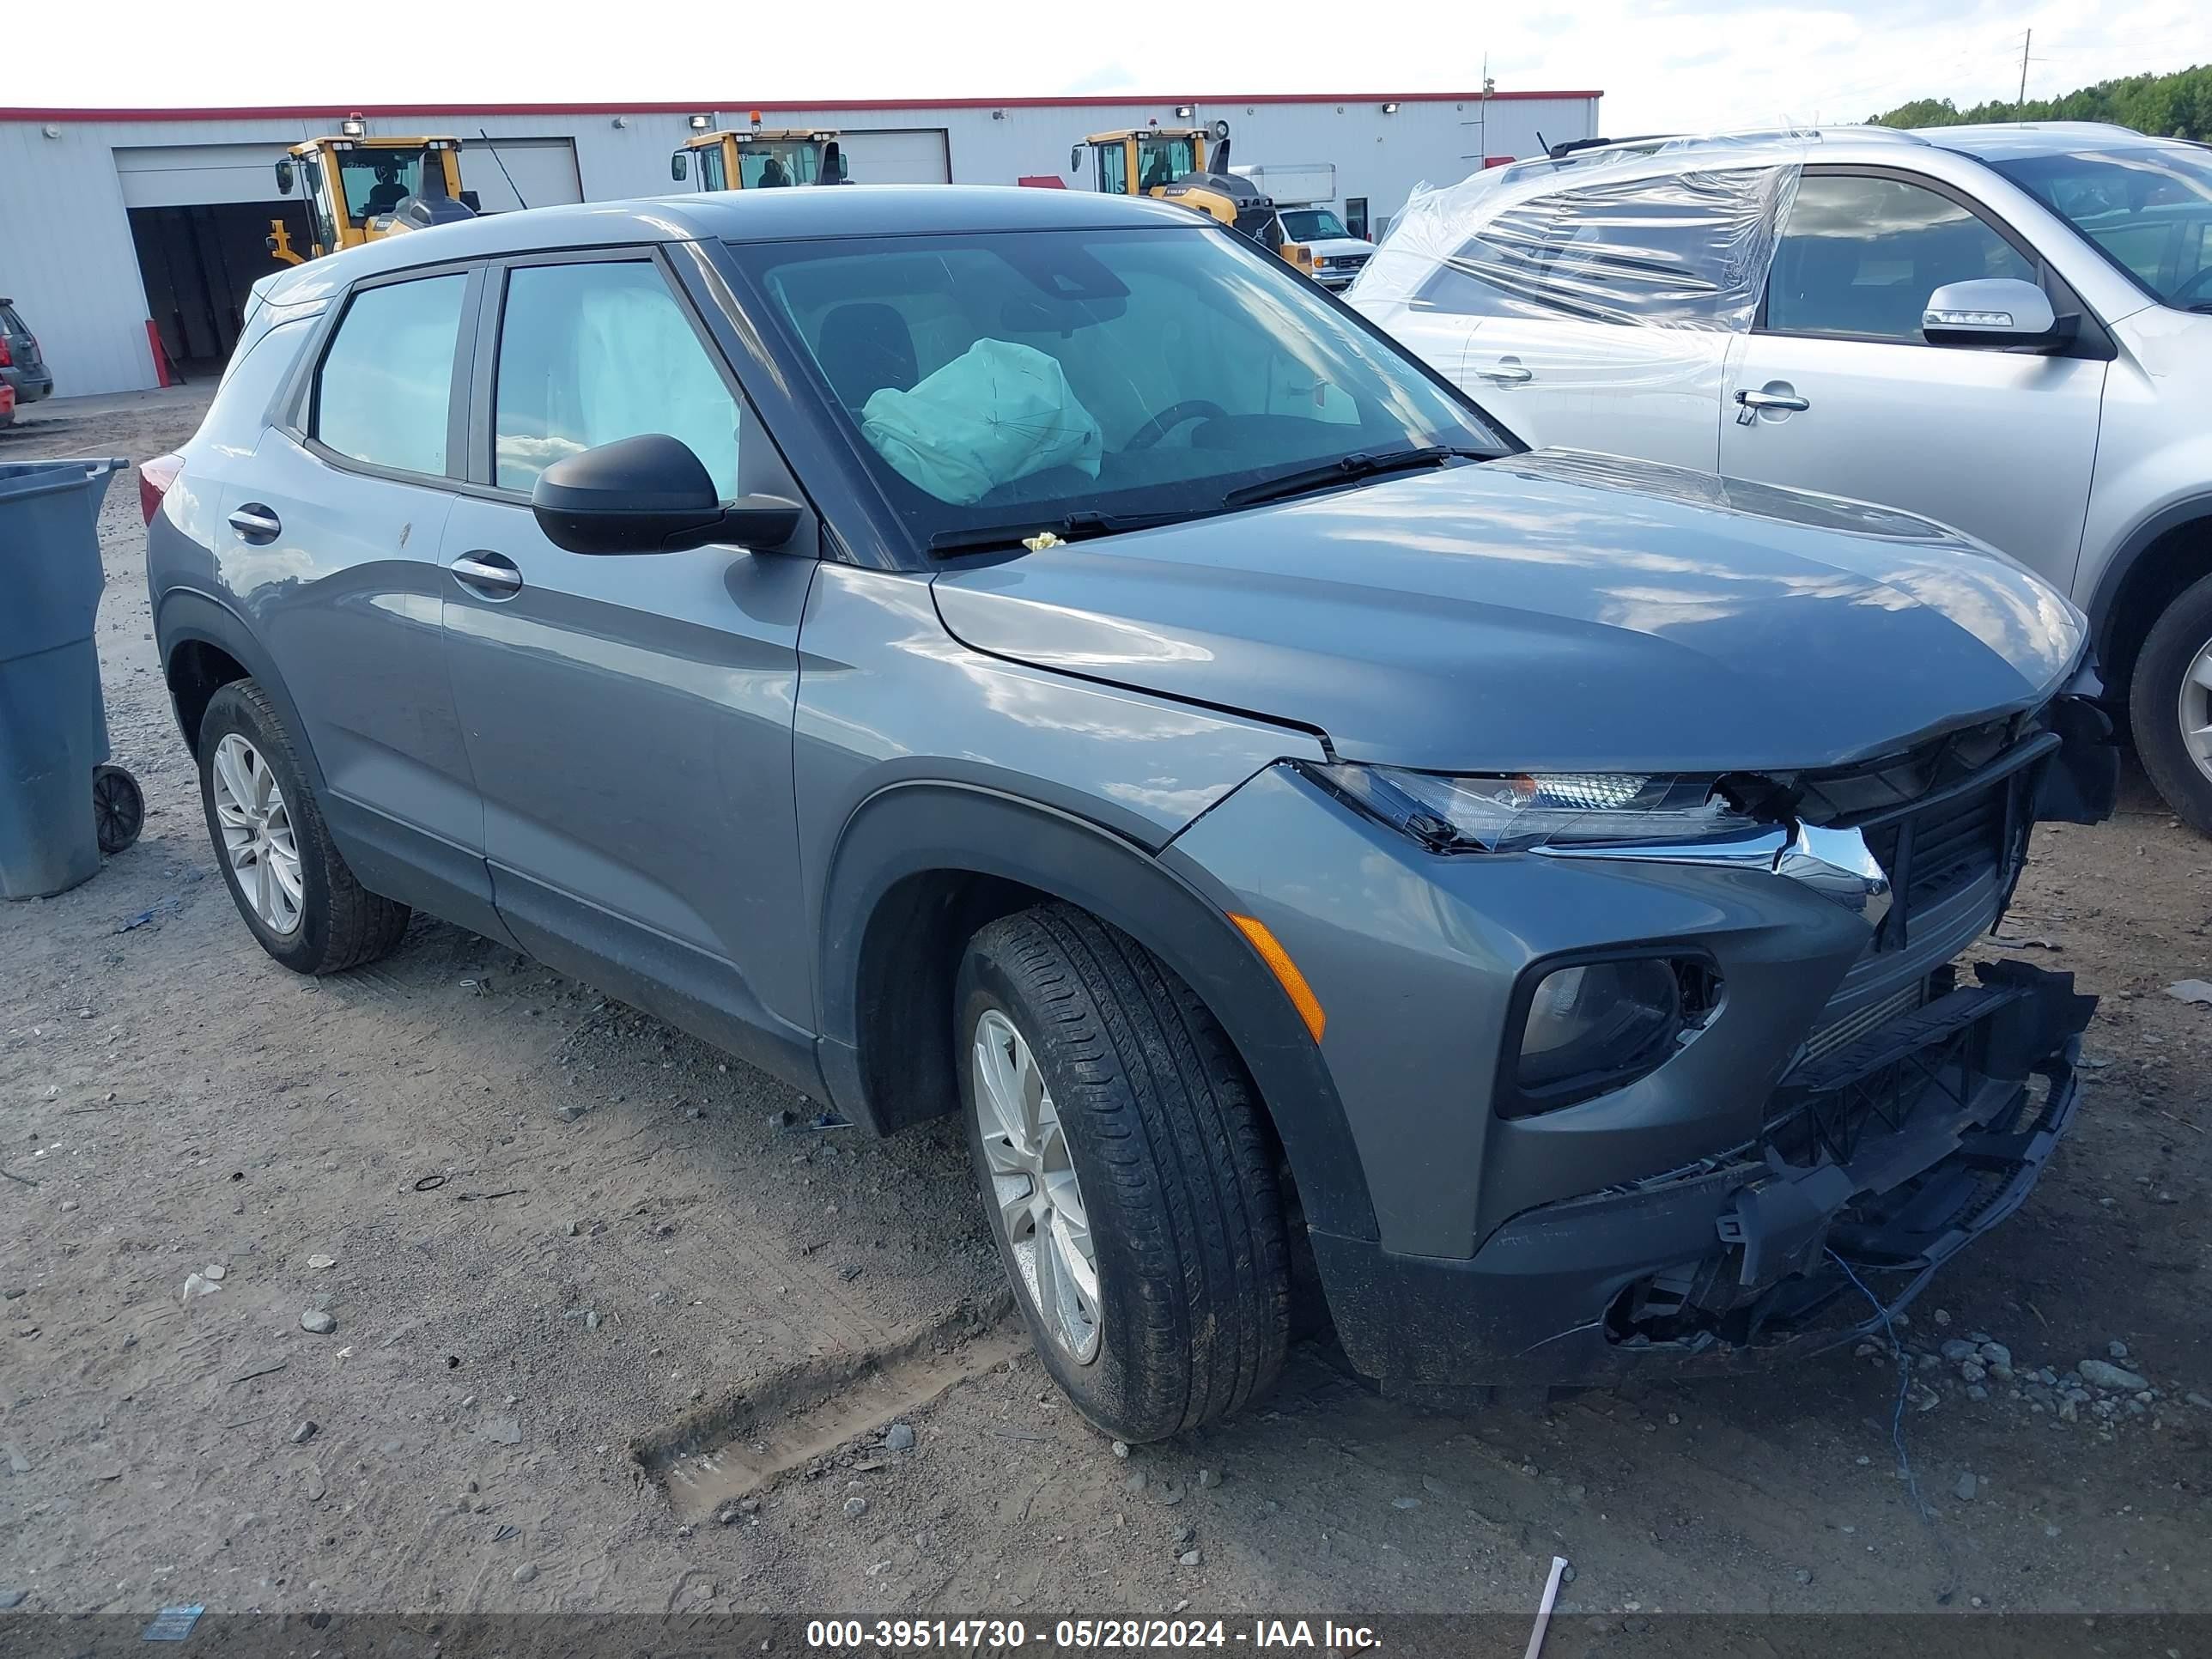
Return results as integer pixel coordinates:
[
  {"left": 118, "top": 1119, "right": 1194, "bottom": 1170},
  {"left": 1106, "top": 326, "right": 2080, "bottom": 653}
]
[
  {"left": 1829, "top": 1249, "right": 1935, "bottom": 1504},
  {"left": 1829, "top": 1248, "right": 1960, "bottom": 1604}
]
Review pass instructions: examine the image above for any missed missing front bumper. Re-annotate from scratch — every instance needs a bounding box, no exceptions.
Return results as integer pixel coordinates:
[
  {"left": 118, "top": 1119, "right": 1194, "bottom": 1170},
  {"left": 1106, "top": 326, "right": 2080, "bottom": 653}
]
[{"left": 1310, "top": 961, "right": 2096, "bottom": 1388}]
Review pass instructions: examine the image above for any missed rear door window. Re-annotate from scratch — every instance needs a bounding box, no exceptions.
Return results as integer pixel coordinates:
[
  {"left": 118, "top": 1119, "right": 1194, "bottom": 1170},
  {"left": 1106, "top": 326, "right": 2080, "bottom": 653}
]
[
  {"left": 1417, "top": 167, "right": 1785, "bottom": 326},
  {"left": 313, "top": 272, "right": 469, "bottom": 476},
  {"left": 1763, "top": 173, "right": 2039, "bottom": 343}
]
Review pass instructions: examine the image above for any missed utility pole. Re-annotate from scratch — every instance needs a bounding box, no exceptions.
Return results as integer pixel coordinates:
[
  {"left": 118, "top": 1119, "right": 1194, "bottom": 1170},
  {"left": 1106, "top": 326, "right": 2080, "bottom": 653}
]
[
  {"left": 2018, "top": 28, "right": 2032, "bottom": 110},
  {"left": 1478, "top": 54, "right": 1492, "bottom": 164}
]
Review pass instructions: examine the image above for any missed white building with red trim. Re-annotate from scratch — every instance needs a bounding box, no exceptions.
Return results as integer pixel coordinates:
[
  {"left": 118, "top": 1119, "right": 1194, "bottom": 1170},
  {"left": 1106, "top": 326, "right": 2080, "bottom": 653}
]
[{"left": 0, "top": 90, "right": 1598, "bottom": 396}]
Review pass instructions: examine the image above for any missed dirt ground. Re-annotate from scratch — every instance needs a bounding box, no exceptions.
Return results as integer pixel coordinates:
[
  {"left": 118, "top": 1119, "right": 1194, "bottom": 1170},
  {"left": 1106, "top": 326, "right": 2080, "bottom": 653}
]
[{"left": 3, "top": 388, "right": 2209, "bottom": 1634}]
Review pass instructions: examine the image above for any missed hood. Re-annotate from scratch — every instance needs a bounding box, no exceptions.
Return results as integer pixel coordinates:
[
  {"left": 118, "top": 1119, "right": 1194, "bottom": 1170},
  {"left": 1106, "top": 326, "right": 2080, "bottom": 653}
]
[
  {"left": 1302, "top": 237, "right": 1374, "bottom": 260},
  {"left": 931, "top": 450, "right": 2087, "bottom": 775}
]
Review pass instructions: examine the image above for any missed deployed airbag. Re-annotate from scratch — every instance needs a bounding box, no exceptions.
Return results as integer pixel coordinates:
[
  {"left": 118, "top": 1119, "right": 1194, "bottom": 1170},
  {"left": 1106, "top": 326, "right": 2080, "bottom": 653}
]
[{"left": 861, "top": 338, "right": 1103, "bottom": 505}]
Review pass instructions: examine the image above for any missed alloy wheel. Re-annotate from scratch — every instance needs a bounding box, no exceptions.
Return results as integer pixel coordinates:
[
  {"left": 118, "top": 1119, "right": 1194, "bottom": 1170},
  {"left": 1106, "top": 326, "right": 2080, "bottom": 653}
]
[
  {"left": 973, "top": 1007, "right": 1102, "bottom": 1364},
  {"left": 211, "top": 733, "right": 304, "bottom": 935},
  {"left": 2181, "top": 635, "right": 2212, "bottom": 787}
]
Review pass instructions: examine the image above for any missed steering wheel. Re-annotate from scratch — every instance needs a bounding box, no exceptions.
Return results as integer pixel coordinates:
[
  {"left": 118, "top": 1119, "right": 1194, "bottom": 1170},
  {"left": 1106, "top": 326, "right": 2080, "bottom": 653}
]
[
  {"left": 1123, "top": 399, "right": 1229, "bottom": 452},
  {"left": 2170, "top": 263, "right": 2212, "bottom": 308}
]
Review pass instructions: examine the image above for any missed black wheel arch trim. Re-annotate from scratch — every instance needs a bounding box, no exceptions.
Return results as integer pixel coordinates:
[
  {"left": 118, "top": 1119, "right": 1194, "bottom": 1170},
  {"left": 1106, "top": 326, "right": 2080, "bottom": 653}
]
[
  {"left": 815, "top": 779, "right": 1379, "bottom": 1241},
  {"left": 2087, "top": 493, "right": 2212, "bottom": 647},
  {"left": 155, "top": 587, "right": 329, "bottom": 793}
]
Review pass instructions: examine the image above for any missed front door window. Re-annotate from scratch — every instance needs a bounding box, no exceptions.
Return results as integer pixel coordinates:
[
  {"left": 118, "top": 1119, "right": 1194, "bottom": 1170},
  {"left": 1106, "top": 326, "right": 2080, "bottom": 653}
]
[
  {"left": 1137, "top": 137, "right": 1195, "bottom": 192},
  {"left": 492, "top": 259, "right": 741, "bottom": 498},
  {"left": 1765, "top": 173, "right": 2040, "bottom": 343}
]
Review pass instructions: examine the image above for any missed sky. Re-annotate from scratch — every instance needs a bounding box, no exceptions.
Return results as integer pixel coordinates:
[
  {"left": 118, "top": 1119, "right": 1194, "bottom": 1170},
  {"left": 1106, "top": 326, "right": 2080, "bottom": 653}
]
[{"left": 10, "top": 0, "right": 2205, "bottom": 135}]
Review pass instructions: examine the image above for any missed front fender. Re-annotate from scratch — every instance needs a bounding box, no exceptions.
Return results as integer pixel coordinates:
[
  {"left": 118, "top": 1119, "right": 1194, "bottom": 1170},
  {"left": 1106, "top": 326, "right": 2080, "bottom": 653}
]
[{"left": 813, "top": 779, "right": 1379, "bottom": 1241}]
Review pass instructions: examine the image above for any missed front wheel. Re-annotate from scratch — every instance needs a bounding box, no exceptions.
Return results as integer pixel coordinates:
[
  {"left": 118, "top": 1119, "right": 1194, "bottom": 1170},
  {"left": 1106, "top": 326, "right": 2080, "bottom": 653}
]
[
  {"left": 2130, "top": 571, "right": 2212, "bottom": 837},
  {"left": 957, "top": 904, "right": 1288, "bottom": 1443}
]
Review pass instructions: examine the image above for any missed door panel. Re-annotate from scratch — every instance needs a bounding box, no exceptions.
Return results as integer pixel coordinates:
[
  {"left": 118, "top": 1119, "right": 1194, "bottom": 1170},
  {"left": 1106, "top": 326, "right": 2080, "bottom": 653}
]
[
  {"left": 441, "top": 252, "right": 819, "bottom": 1070},
  {"left": 1717, "top": 332, "right": 2104, "bottom": 581},
  {"left": 228, "top": 433, "right": 512, "bottom": 935},
  {"left": 1464, "top": 312, "right": 1729, "bottom": 471},
  {"left": 227, "top": 268, "right": 504, "bottom": 937},
  {"left": 440, "top": 507, "right": 816, "bottom": 1046},
  {"left": 1720, "top": 171, "right": 2106, "bottom": 586}
]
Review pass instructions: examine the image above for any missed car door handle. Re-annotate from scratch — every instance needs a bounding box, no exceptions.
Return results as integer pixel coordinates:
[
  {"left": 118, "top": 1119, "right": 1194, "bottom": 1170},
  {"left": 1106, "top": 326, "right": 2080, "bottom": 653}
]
[
  {"left": 1735, "top": 387, "right": 1810, "bottom": 413},
  {"left": 449, "top": 551, "right": 524, "bottom": 599},
  {"left": 1475, "top": 361, "right": 1534, "bottom": 385},
  {"left": 228, "top": 504, "right": 282, "bottom": 544}
]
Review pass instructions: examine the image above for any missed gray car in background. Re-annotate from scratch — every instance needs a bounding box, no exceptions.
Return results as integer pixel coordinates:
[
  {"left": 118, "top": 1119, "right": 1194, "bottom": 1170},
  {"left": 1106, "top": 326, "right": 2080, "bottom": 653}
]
[
  {"left": 145, "top": 186, "right": 2115, "bottom": 1439},
  {"left": 0, "top": 297, "right": 54, "bottom": 422}
]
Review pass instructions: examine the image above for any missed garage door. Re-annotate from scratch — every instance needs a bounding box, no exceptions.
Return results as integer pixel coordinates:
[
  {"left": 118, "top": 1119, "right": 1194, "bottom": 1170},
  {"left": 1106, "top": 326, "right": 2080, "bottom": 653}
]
[
  {"left": 115, "top": 144, "right": 290, "bottom": 209},
  {"left": 459, "top": 138, "right": 583, "bottom": 212},
  {"left": 839, "top": 129, "right": 951, "bottom": 185}
]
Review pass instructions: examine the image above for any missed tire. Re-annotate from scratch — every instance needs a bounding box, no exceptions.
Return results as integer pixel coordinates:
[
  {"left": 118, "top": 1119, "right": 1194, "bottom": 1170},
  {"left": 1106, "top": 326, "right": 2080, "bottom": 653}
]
[
  {"left": 2129, "top": 570, "right": 2212, "bottom": 838},
  {"left": 197, "top": 679, "right": 410, "bottom": 975},
  {"left": 957, "top": 903, "right": 1288, "bottom": 1442},
  {"left": 93, "top": 763, "right": 144, "bottom": 856}
]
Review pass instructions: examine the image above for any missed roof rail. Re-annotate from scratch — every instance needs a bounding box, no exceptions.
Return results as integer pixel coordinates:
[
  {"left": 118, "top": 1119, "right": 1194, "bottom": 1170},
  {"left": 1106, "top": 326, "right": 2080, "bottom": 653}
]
[{"left": 1543, "top": 124, "right": 1930, "bottom": 161}]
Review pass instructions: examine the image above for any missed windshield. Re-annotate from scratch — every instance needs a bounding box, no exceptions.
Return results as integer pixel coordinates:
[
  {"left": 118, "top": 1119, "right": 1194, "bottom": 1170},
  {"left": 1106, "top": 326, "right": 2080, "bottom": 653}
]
[
  {"left": 337, "top": 148, "right": 425, "bottom": 225},
  {"left": 738, "top": 139, "right": 822, "bottom": 188},
  {"left": 1280, "top": 209, "right": 1352, "bottom": 242},
  {"left": 1992, "top": 146, "right": 2212, "bottom": 310},
  {"left": 728, "top": 227, "right": 1506, "bottom": 547}
]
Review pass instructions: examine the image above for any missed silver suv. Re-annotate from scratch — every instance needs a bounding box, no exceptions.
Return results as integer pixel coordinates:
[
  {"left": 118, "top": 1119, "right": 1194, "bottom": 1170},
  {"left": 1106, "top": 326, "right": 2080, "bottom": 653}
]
[
  {"left": 1358, "top": 124, "right": 2212, "bottom": 832},
  {"left": 146, "top": 185, "right": 2112, "bottom": 1438}
]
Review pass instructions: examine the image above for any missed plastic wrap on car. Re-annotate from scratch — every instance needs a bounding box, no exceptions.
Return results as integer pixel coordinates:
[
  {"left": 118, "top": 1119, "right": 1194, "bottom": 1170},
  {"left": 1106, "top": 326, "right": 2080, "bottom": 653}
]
[{"left": 1348, "top": 135, "right": 1810, "bottom": 388}]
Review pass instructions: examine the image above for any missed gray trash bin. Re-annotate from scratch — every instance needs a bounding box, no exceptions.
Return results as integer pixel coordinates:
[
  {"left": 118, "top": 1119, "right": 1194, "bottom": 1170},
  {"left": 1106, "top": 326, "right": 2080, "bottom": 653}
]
[{"left": 1, "top": 456, "right": 135, "bottom": 900}]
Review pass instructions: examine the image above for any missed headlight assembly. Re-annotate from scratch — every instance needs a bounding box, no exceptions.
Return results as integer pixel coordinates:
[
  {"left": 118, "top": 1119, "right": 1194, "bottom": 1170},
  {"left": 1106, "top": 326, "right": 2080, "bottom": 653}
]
[{"left": 1298, "top": 762, "right": 1759, "bottom": 854}]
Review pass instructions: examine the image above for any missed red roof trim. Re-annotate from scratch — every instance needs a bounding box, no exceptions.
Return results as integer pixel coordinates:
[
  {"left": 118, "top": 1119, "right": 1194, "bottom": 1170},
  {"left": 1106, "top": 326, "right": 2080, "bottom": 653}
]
[{"left": 0, "top": 90, "right": 1600, "bottom": 124}]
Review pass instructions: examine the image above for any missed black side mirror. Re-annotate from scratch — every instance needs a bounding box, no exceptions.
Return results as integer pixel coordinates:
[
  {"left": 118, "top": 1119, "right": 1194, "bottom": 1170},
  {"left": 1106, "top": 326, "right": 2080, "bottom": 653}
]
[
  {"left": 531, "top": 434, "right": 800, "bottom": 556},
  {"left": 671, "top": 151, "right": 690, "bottom": 183},
  {"left": 275, "top": 158, "right": 295, "bottom": 194}
]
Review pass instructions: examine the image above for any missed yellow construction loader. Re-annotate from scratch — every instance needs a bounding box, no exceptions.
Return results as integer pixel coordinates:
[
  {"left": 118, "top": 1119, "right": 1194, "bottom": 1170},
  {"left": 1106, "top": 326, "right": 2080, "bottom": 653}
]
[
  {"left": 267, "top": 135, "right": 477, "bottom": 264},
  {"left": 670, "top": 125, "right": 848, "bottom": 190},
  {"left": 1069, "top": 122, "right": 1316, "bottom": 276}
]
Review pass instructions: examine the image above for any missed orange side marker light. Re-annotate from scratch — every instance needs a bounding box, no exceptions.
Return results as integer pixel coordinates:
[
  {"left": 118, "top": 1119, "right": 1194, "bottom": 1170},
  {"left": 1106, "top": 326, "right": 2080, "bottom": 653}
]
[{"left": 1228, "top": 914, "right": 1326, "bottom": 1044}]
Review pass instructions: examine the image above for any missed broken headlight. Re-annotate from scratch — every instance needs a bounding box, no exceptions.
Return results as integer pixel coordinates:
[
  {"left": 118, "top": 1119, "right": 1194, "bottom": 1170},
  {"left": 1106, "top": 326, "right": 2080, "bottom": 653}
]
[{"left": 1299, "top": 763, "right": 1758, "bottom": 854}]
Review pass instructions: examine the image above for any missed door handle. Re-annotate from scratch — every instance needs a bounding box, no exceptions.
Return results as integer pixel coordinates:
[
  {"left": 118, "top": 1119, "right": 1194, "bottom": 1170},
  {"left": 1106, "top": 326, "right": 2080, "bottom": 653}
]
[
  {"left": 450, "top": 551, "right": 524, "bottom": 598},
  {"left": 1475, "top": 360, "right": 1534, "bottom": 386},
  {"left": 1735, "top": 387, "right": 1810, "bottom": 416},
  {"left": 228, "top": 504, "right": 281, "bottom": 543}
]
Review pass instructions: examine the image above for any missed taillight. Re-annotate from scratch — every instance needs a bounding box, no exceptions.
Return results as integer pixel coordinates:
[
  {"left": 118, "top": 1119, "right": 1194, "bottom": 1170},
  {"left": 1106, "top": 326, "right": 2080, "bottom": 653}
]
[
  {"left": 0, "top": 336, "right": 11, "bottom": 368},
  {"left": 139, "top": 453, "right": 184, "bottom": 526}
]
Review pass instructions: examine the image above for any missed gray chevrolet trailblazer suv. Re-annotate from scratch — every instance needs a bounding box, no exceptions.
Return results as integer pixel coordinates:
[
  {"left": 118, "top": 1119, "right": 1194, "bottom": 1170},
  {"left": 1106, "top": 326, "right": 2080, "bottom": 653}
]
[{"left": 145, "top": 186, "right": 2117, "bottom": 1441}]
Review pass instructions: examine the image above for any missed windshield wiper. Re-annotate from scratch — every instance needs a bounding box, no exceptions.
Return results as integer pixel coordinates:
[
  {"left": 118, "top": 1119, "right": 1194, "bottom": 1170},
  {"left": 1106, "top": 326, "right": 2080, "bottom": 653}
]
[
  {"left": 1221, "top": 446, "right": 1491, "bottom": 509},
  {"left": 927, "top": 507, "right": 1214, "bottom": 556}
]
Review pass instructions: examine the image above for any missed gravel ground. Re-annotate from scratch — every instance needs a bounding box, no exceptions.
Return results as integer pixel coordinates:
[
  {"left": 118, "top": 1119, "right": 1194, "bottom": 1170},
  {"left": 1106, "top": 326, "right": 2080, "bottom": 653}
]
[{"left": 1, "top": 389, "right": 2208, "bottom": 1627}]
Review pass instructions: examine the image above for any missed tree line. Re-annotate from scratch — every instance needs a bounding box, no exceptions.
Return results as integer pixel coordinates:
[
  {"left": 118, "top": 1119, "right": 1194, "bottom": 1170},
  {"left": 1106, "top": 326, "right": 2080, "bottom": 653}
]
[{"left": 1870, "top": 63, "right": 2211, "bottom": 141}]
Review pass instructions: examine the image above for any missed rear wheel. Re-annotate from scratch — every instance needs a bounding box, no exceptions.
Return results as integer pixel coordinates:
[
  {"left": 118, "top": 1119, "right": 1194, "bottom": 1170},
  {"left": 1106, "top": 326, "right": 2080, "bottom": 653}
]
[
  {"left": 957, "top": 903, "right": 1288, "bottom": 1442},
  {"left": 2130, "top": 572, "right": 2212, "bottom": 837},
  {"left": 197, "top": 680, "right": 410, "bottom": 974}
]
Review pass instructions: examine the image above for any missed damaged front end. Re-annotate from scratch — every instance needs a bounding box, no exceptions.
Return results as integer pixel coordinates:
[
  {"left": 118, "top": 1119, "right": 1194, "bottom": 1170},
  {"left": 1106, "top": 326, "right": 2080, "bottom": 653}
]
[
  {"left": 1306, "top": 678, "right": 2116, "bottom": 1392},
  {"left": 1603, "top": 958, "right": 2094, "bottom": 1358},
  {"left": 1503, "top": 684, "right": 2113, "bottom": 1376}
]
